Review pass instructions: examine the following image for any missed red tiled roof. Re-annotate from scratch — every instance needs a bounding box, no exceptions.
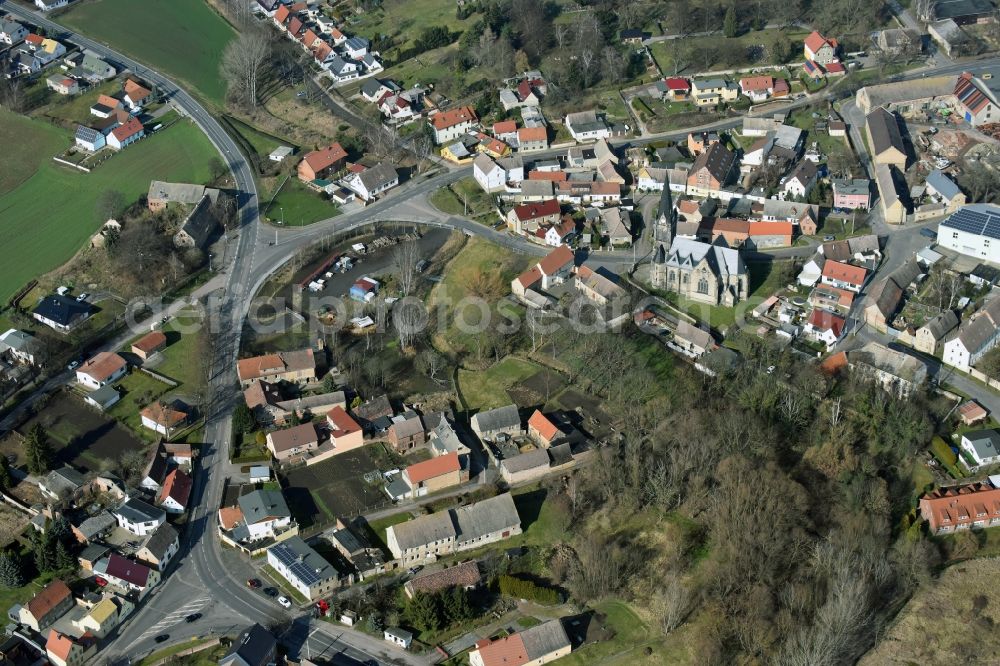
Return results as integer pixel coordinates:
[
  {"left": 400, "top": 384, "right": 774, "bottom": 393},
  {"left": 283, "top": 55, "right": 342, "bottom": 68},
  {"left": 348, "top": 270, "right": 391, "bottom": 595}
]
[
  {"left": 804, "top": 30, "right": 834, "bottom": 54},
  {"left": 513, "top": 198, "right": 560, "bottom": 221},
  {"left": 79, "top": 352, "right": 127, "bottom": 383},
  {"left": 25, "top": 33, "right": 43, "bottom": 46},
  {"left": 515, "top": 266, "right": 542, "bottom": 289},
  {"left": 237, "top": 353, "right": 284, "bottom": 381},
  {"left": 528, "top": 170, "right": 567, "bottom": 182},
  {"left": 111, "top": 116, "right": 143, "bottom": 142},
  {"left": 921, "top": 483, "right": 1000, "bottom": 532},
  {"left": 528, "top": 410, "right": 559, "bottom": 442},
  {"left": 664, "top": 77, "right": 690, "bottom": 90},
  {"left": 739, "top": 75, "right": 773, "bottom": 92},
  {"left": 287, "top": 17, "right": 303, "bottom": 36},
  {"left": 431, "top": 106, "right": 477, "bottom": 130},
  {"left": 473, "top": 634, "right": 529, "bottom": 666},
  {"left": 132, "top": 330, "right": 166, "bottom": 354},
  {"left": 405, "top": 452, "right": 460, "bottom": 484},
  {"left": 302, "top": 143, "right": 347, "bottom": 173},
  {"left": 26, "top": 580, "right": 71, "bottom": 622},
  {"left": 159, "top": 468, "right": 192, "bottom": 508},
  {"left": 824, "top": 61, "right": 846, "bottom": 74},
  {"left": 493, "top": 120, "right": 517, "bottom": 135},
  {"left": 96, "top": 94, "right": 121, "bottom": 109},
  {"left": 820, "top": 351, "right": 848, "bottom": 374},
  {"left": 218, "top": 505, "right": 244, "bottom": 530},
  {"left": 517, "top": 126, "right": 547, "bottom": 142},
  {"left": 327, "top": 406, "right": 361, "bottom": 438},
  {"left": 273, "top": 4, "right": 290, "bottom": 23},
  {"left": 822, "top": 260, "right": 867, "bottom": 286},
  {"left": 141, "top": 401, "right": 187, "bottom": 428},
  {"left": 46, "top": 631, "right": 75, "bottom": 662},
  {"left": 747, "top": 221, "right": 793, "bottom": 237},
  {"left": 537, "top": 244, "right": 574, "bottom": 276},
  {"left": 808, "top": 309, "right": 845, "bottom": 337},
  {"left": 123, "top": 78, "right": 151, "bottom": 102}
]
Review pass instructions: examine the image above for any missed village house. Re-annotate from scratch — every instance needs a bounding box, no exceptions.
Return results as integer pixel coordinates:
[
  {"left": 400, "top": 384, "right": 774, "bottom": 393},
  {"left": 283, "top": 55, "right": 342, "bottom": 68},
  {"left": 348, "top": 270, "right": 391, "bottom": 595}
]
[
  {"left": 511, "top": 244, "right": 576, "bottom": 299},
  {"left": 74, "top": 125, "right": 105, "bottom": 152},
  {"left": 564, "top": 110, "right": 611, "bottom": 141},
  {"left": 527, "top": 410, "right": 562, "bottom": 448},
  {"left": 954, "top": 72, "right": 998, "bottom": 126},
  {"left": 0, "top": 329, "right": 38, "bottom": 365},
  {"left": 14, "top": 580, "right": 73, "bottom": 633},
  {"left": 471, "top": 404, "right": 522, "bottom": 443},
  {"left": 400, "top": 452, "right": 463, "bottom": 498},
  {"left": 919, "top": 482, "right": 1000, "bottom": 534},
  {"left": 915, "top": 309, "right": 959, "bottom": 355},
  {"left": 113, "top": 498, "right": 165, "bottom": 537},
  {"left": 45, "top": 75, "right": 78, "bottom": 95},
  {"left": 135, "top": 523, "right": 179, "bottom": 571},
  {"left": 862, "top": 259, "right": 920, "bottom": 333},
  {"left": 821, "top": 260, "right": 868, "bottom": 293},
  {"left": 267, "top": 537, "right": 342, "bottom": 600},
  {"left": 106, "top": 117, "right": 144, "bottom": 151},
  {"left": 804, "top": 30, "right": 839, "bottom": 65},
  {"left": 782, "top": 160, "right": 819, "bottom": 199},
  {"left": 943, "top": 296, "right": 1000, "bottom": 371},
  {"left": 327, "top": 406, "right": 364, "bottom": 453},
  {"left": 266, "top": 422, "right": 320, "bottom": 462},
  {"left": 925, "top": 169, "right": 967, "bottom": 213},
  {"left": 157, "top": 468, "right": 192, "bottom": 514},
  {"left": 660, "top": 76, "right": 691, "bottom": 100},
  {"left": 387, "top": 412, "right": 425, "bottom": 452},
  {"left": 866, "top": 108, "right": 907, "bottom": 169},
  {"left": 75, "top": 352, "right": 127, "bottom": 390},
  {"left": 848, "top": 341, "right": 928, "bottom": 398},
  {"left": 93, "top": 554, "right": 160, "bottom": 597},
  {"left": 0, "top": 17, "right": 28, "bottom": 45},
  {"left": 140, "top": 401, "right": 188, "bottom": 437},
  {"left": 344, "top": 162, "right": 399, "bottom": 201},
  {"left": 961, "top": 429, "right": 1000, "bottom": 466},
  {"left": 506, "top": 199, "right": 561, "bottom": 235},
  {"left": 237, "top": 349, "right": 316, "bottom": 386},
  {"left": 687, "top": 143, "right": 737, "bottom": 197},
  {"left": 122, "top": 78, "right": 151, "bottom": 111},
  {"left": 46, "top": 631, "right": 95, "bottom": 666},
  {"left": 832, "top": 178, "right": 871, "bottom": 210},
  {"left": 146, "top": 181, "right": 219, "bottom": 212},
  {"left": 297, "top": 142, "right": 347, "bottom": 182},
  {"left": 72, "top": 596, "right": 132, "bottom": 639},
  {"left": 386, "top": 492, "right": 521, "bottom": 562},
  {"left": 220, "top": 624, "right": 278, "bottom": 666},
  {"left": 430, "top": 106, "right": 478, "bottom": 144},
  {"left": 469, "top": 620, "right": 572, "bottom": 666},
  {"left": 739, "top": 75, "right": 776, "bottom": 102},
  {"left": 33, "top": 294, "right": 91, "bottom": 332},
  {"left": 805, "top": 309, "right": 846, "bottom": 349},
  {"left": 691, "top": 78, "right": 739, "bottom": 107},
  {"left": 218, "top": 488, "right": 295, "bottom": 543}
]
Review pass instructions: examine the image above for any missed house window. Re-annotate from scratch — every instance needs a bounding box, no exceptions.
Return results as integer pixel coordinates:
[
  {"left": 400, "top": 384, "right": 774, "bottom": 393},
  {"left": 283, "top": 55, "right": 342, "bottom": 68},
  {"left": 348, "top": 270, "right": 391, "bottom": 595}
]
[
  {"left": 697, "top": 278, "right": 709, "bottom": 294},
  {"left": 682, "top": 274, "right": 688, "bottom": 284}
]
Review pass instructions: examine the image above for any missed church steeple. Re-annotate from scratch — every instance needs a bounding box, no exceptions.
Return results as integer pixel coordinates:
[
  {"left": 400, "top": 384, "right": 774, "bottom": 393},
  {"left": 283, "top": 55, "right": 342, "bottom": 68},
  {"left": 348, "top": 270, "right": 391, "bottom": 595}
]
[{"left": 654, "top": 180, "right": 674, "bottom": 246}]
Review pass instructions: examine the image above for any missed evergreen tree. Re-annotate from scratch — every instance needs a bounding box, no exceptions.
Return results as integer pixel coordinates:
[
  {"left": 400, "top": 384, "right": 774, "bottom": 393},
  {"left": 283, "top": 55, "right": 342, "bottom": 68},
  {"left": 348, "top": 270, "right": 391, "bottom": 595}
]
[
  {"left": 24, "top": 424, "right": 53, "bottom": 476},
  {"left": 322, "top": 374, "right": 338, "bottom": 393},
  {"left": 32, "top": 533, "right": 52, "bottom": 574},
  {"left": 55, "top": 541, "right": 74, "bottom": 571},
  {"left": 443, "top": 586, "right": 473, "bottom": 624},
  {"left": 723, "top": 6, "right": 738, "bottom": 38},
  {"left": 0, "top": 552, "right": 24, "bottom": 588},
  {"left": 0, "top": 455, "right": 12, "bottom": 491},
  {"left": 405, "top": 592, "right": 441, "bottom": 632},
  {"left": 233, "top": 403, "right": 256, "bottom": 434}
]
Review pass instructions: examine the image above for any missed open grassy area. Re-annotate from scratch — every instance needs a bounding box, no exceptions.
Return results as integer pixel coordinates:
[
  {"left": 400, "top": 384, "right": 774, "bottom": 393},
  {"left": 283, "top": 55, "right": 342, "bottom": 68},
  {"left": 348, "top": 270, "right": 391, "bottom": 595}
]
[
  {"left": 0, "top": 109, "right": 67, "bottom": 195},
  {"left": 0, "top": 119, "right": 218, "bottom": 303},
  {"left": 261, "top": 177, "right": 340, "bottom": 226},
  {"left": 381, "top": 44, "right": 460, "bottom": 89},
  {"left": 105, "top": 371, "right": 174, "bottom": 440},
  {"left": 430, "top": 176, "right": 497, "bottom": 224},
  {"left": 0, "top": 569, "right": 69, "bottom": 624},
  {"left": 152, "top": 311, "right": 208, "bottom": 391},
  {"left": 648, "top": 28, "right": 808, "bottom": 77},
  {"left": 348, "top": 0, "right": 480, "bottom": 53},
  {"left": 136, "top": 638, "right": 224, "bottom": 666},
  {"left": 60, "top": 0, "right": 235, "bottom": 106},
  {"left": 458, "top": 357, "right": 542, "bottom": 411},
  {"left": 225, "top": 115, "right": 294, "bottom": 158}
]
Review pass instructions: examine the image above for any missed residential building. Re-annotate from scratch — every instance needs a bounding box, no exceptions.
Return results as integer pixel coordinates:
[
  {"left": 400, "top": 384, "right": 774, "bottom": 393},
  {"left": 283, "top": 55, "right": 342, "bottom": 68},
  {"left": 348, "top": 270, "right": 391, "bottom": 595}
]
[
  {"left": 74, "top": 125, "right": 105, "bottom": 152},
  {"left": 327, "top": 406, "right": 364, "bottom": 453},
  {"left": 691, "top": 78, "right": 739, "bottom": 106},
  {"left": 0, "top": 18, "right": 28, "bottom": 45},
  {"left": 122, "top": 78, "right": 151, "bottom": 110},
  {"left": 507, "top": 199, "right": 561, "bottom": 235},
  {"left": 954, "top": 71, "right": 998, "bottom": 126},
  {"left": 673, "top": 320, "right": 714, "bottom": 357},
  {"left": 821, "top": 260, "right": 868, "bottom": 292},
  {"left": 113, "top": 497, "right": 166, "bottom": 536},
  {"left": 805, "top": 309, "right": 846, "bottom": 348},
  {"left": 915, "top": 309, "right": 959, "bottom": 354},
  {"left": 35, "top": 0, "right": 69, "bottom": 11},
  {"left": 564, "top": 110, "right": 611, "bottom": 141},
  {"left": 428, "top": 417, "right": 472, "bottom": 460},
  {"left": 847, "top": 341, "right": 928, "bottom": 398},
  {"left": 527, "top": 410, "right": 561, "bottom": 447},
  {"left": 686, "top": 143, "right": 737, "bottom": 197},
  {"left": 961, "top": 429, "right": 1000, "bottom": 466},
  {"left": 832, "top": 178, "right": 871, "bottom": 210},
  {"left": 471, "top": 404, "right": 522, "bottom": 442},
  {"left": 661, "top": 77, "right": 691, "bottom": 100},
  {"left": 46, "top": 76, "right": 79, "bottom": 95},
  {"left": 75, "top": 352, "right": 127, "bottom": 390},
  {"left": 960, "top": 400, "right": 990, "bottom": 426},
  {"left": 140, "top": 401, "right": 188, "bottom": 437},
  {"left": 651, "top": 238, "right": 748, "bottom": 306},
  {"left": 739, "top": 75, "right": 775, "bottom": 102},
  {"left": 73, "top": 596, "right": 131, "bottom": 639},
  {"left": 474, "top": 154, "right": 506, "bottom": 192},
  {"left": 344, "top": 162, "right": 399, "bottom": 201},
  {"left": 327, "top": 524, "right": 386, "bottom": 579},
  {"left": 267, "top": 536, "right": 342, "bottom": 600},
  {"left": 517, "top": 126, "right": 548, "bottom": 152},
  {"left": 106, "top": 117, "right": 145, "bottom": 151},
  {"left": 404, "top": 561, "right": 481, "bottom": 599},
  {"left": 46, "top": 631, "right": 94, "bottom": 666},
  {"left": 40, "top": 466, "right": 85, "bottom": 500},
  {"left": 937, "top": 204, "right": 1000, "bottom": 263},
  {"left": 865, "top": 108, "right": 907, "bottom": 169},
  {"left": 782, "top": 160, "right": 819, "bottom": 199},
  {"left": 386, "top": 492, "right": 521, "bottom": 562},
  {"left": 94, "top": 554, "right": 160, "bottom": 596},
  {"left": 387, "top": 412, "right": 425, "bottom": 452},
  {"left": 146, "top": 181, "right": 220, "bottom": 212},
  {"left": 926, "top": 169, "right": 967, "bottom": 213},
  {"left": 401, "top": 452, "right": 462, "bottom": 498},
  {"left": 327, "top": 55, "right": 359, "bottom": 82},
  {"left": 32, "top": 294, "right": 91, "bottom": 332},
  {"left": 874, "top": 163, "right": 908, "bottom": 225},
  {"left": 219, "top": 624, "right": 278, "bottom": 666},
  {"left": 219, "top": 488, "right": 294, "bottom": 543},
  {"left": 804, "top": 30, "right": 838, "bottom": 65},
  {"left": 943, "top": 296, "right": 1000, "bottom": 371},
  {"left": 157, "top": 469, "right": 192, "bottom": 514},
  {"left": 0, "top": 328, "right": 37, "bottom": 365},
  {"left": 237, "top": 349, "right": 316, "bottom": 386},
  {"left": 16, "top": 580, "right": 72, "bottom": 633},
  {"left": 430, "top": 106, "right": 478, "bottom": 144},
  {"left": 469, "top": 620, "right": 572, "bottom": 666},
  {"left": 297, "top": 142, "right": 347, "bottom": 182},
  {"left": 862, "top": 260, "right": 920, "bottom": 332},
  {"left": 135, "top": 523, "right": 179, "bottom": 570},
  {"left": 266, "top": 422, "right": 320, "bottom": 462},
  {"left": 920, "top": 482, "right": 1000, "bottom": 534}
]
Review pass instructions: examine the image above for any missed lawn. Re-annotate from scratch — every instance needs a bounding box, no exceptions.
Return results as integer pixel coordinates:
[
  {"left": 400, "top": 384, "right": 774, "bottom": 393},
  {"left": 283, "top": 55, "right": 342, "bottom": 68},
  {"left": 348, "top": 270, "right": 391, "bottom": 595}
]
[
  {"left": 458, "top": 357, "right": 542, "bottom": 411},
  {"left": 105, "top": 371, "right": 175, "bottom": 440},
  {"left": 60, "top": 0, "right": 236, "bottom": 106},
  {"left": 152, "top": 311, "right": 208, "bottom": 392},
  {"left": 0, "top": 119, "right": 218, "bottom": 304},
  {"left": 363, "top": 512, "right": 413, "bottom": 552},
  {"left": 558, "top": 600, "right": 667, "bottom": 666},
  {"left": 648, "top": 28, "right": 809, "bottom": 77},
  {"left": 349, "top": 0, "right": 480, "bottom": 54},
  {"left": 0, "top": 109, "right": 67, "bottom": 195},
  {"left": 136, "top": 638, "right": 226, "bottom": 666},
  {"left": 429, "top": 177, "right": 497, "bottom": 223},
  {"left": 224, "top": 115, "right": 294, "bottom": 158},
  {"left": 261, "top": 178, "right": 340, "bottom": 226}
]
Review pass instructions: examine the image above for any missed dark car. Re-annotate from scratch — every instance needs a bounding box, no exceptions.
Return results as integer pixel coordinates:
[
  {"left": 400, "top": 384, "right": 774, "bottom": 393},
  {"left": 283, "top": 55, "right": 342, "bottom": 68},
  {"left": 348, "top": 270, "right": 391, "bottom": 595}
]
[
  {"left": 185, "top": 613, "right": 202, "bottom": 623},
  {"left": 920, "top": 227, "right": 937, "bottom": 239},
  {"left": 154, "top": 634, "right": 170, "bottom": 643},
  {"left": 247, "top": 578, "right": 261, "bottom": 589},
  {"left": 263, "top": 587, "right": 278, "bottom": 597}
]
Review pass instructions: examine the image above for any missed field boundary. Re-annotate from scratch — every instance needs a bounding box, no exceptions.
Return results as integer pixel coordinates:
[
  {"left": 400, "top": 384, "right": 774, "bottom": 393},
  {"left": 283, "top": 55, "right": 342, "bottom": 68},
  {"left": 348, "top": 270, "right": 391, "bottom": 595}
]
[{"left": 51, "top": 157, "right": 90, "bottom": 173}]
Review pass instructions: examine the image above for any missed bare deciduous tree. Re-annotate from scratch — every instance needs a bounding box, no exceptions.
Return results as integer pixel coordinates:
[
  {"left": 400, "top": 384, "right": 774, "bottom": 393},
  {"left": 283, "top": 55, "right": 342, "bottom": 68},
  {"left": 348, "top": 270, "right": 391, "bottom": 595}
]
[
  {"left": 392, "top": 241, "right": 420, "bottom": 297},
  {"left": 220, "top": 30, "right": 273, "bottom": 108}
]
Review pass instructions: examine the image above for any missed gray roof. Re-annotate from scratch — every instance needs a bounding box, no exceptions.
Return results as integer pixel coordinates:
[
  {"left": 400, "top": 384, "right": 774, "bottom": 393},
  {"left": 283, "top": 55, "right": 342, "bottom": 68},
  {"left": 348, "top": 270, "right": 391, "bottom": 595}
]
[
  {"left": 75, "top": 512, "right": 116, "bottom": 540},
  {"left": 141, "top": 523, "right": 178, "bottom": 560},
  {"left": 519, "top": 180, "right": 554, "bottom": 197},
  {"left": 147, "top": 181, "right": 212, "bottom": 205},
  {"left": 86, "top": 384, "right": 120, "bottom": 407},
  {"left": 675, "top": 320, "right": 714, "bottom": 350},
  {"left": 874, "top": 164, "right": 903, "bottom": 209},
  {"left": 453, "top": 492, "right": 520, "bottom": 542},
  {"left": 773, "top": 124, "right": 803, "bottom": 151},
  {"left": 330, "top": 525, "right": 370, "bottom": 555},
  {"left": 471, "top": 404, "right": 520, "bottom": 434},
  {"left": 178, "top": 194, "right": 219, "bottom": 249},
  {"left": 385, "top": 627, "right": 413, "bottom": 642},
  {"left": 78, "top": 544, "right": 110, "bottom": 563},
  {"left": 665, "top": 237, "right": 746, "bottom": 279},
  {"left": 328, "top": 55, "right": 354, "bottom": 75},
  {"left": 848, "top": 234, "right": 880, "bottom": 255},
  {"left": 500, "top": 448, "right": 550, "bottom": 474},
  {"left": 964, "top": 429, "right": 1000, "bottom": 460},
  {"left": 275, "top": 390, "right": 345, "bottom": 413},
  {"left": 390, "top": 414, "right": 424, "bottom": 439},
  {"left": 221, "top": 624, "right": 277, "bottom": 666},
  {"left": 935, "top": 0, "right": 995, "bottom": 20},
  {"left": 358, "top": 162, "right": 398, "bottom": 191},
  {"left": 760, "top": 198, "right": 818, "bottom": 223},
  {"left": 116, "top": 497, "right": 165, "bottom": 524},
  {"left": 926, "top": 169, "right": 963, "bottom": 201},
  {"left": 920, "top": 309, "right": 959, "bottom": 339},
  {"left": 75, "top": 125, "right": 103, "bottom": 144},
  {"left": 360, "top": 78, "right": 386, "bottom": 97},
  {"left": 941, "top": 204, "right": 1000, "bottom": 240},
  {"left": 867, "top": 108, "right": 905, "bottom": 158},
  {"left": 388, "top": 510, "right": 456, "bottom": 551},
  {"left": 267, "top": 536, "right": 338, "bottom": 586},
  {"left": 520, "top": 620, "right": 572, "bottom": 660},
  {"left": 849, "top": 342, "right": 928, "bottom": 383},
  {"left": 429, "top": 419, "right": 469, "bottom": 456},
  {"left": 44, "top": 466, "right": 85, "bottom": 494},
  {"left": 832, "top": 178, "right": 870, "bottom": 196},
  {"left": 956, "top": 297, "right": 1000, "bottom": 354},
  {"left": 345, "top": 36, "right": 369, "bottom": 50},
  {"left": 238, "top": 489, "right": 290, "bottom": 525}
]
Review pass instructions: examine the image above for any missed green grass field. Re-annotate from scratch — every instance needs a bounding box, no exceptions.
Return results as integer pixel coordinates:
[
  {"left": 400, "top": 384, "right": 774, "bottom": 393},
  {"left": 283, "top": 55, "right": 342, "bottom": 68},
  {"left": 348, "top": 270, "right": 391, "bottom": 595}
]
[
  {"left": 261, "top": 178, "right": 340, "bottom": 226},
  {"left": 349, "top": 0, "right": 479, "bottom": 52},
  {"left": 0, "top": 118, "right": 218, "bottom": 304},
  {"left": 0, "top": 109, "right": 66, "bottom": 195},
  {"left": 458, "top": 357, "right": 542, "bottom": 411},
  {"left": 60, "top": 0, "right": 235, "bottom": 105}
]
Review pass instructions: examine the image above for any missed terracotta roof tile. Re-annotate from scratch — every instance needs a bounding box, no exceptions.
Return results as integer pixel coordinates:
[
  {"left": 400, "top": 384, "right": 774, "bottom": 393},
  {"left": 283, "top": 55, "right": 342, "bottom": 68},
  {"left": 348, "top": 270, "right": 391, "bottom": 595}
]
[{"left": 405, "top": 452, "right": 460, "bottom": 484}]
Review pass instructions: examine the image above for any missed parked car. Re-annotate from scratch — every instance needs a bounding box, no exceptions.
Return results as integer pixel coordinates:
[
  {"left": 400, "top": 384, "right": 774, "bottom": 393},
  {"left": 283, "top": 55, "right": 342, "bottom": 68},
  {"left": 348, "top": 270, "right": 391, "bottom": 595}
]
[
  {"left": 76, "top": 292, "right": 89, "bottom": 302},
  {"left": 920, "top": 227, "right": 937, "bottom": 239},
  {"left": 94, "top": 576, "right": 107, "bottom": 587},
  {"left": 263, "top": 587, "right": 278, "bottom": 597},
  {"left": 278, "top": 596, "right": 292, "bottom": 609},
  {"left": 822, "top": 235, "right": 835, "bottom": 242},
  {"left": 415, "top": 259, "right": 429, "bottom": 273},
  {"left": 185, "top": 613, "right": 201, "bottom": 623},
  {"left": 247, "top": 578, "right": 261, "bottom": 589},
  {"left": 406, "top": 566, "right": 422, "bottom": 576},
  {"left": 154, "top": 635, "right": 170, "bottom": 643}
]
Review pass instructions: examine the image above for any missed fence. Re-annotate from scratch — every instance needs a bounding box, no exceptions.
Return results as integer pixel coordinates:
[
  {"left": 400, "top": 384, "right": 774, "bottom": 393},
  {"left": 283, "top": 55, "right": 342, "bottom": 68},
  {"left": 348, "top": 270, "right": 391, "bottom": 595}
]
[
  {"left": 146, "top": 638, "right": 221, "bottom": 666},
  {"left": 138, "top": 366, "right": 179, "bottom": 387},
  {"left": 968, "top": 367, "right": 1000, "bottom": 392}
]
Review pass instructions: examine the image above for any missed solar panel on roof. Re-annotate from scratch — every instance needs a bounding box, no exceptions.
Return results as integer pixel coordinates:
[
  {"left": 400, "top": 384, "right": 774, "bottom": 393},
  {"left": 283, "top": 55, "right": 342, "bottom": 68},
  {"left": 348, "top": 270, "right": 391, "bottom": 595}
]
[{"left": 271, "top": 544, "right": 323, "bottom": 586}]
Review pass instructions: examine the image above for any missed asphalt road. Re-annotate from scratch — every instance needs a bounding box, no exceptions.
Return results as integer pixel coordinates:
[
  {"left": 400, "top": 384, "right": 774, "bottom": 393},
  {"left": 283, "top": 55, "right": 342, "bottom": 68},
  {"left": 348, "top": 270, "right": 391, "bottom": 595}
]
[{"left": 9, "top": 2, "right": 1000, "bottom": 661}]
